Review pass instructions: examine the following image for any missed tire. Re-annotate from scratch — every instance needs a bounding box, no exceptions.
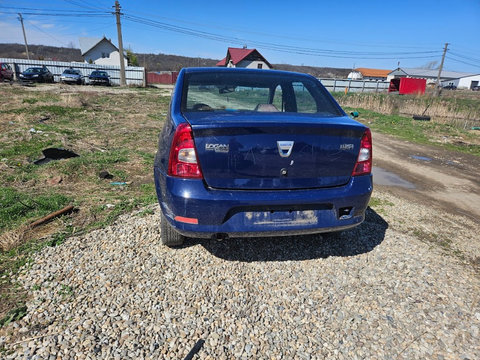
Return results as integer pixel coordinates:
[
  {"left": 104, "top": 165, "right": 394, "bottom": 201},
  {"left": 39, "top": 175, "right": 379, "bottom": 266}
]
[{"left": 161, "top": 213, "right": 185, "bottom": 247}]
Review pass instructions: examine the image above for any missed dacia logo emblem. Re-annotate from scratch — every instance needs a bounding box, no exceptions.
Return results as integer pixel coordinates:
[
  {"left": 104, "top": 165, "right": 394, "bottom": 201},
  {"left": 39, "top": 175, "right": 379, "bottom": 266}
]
[{"left": 277, "top": 141, "right": 294, "bottom": 158}]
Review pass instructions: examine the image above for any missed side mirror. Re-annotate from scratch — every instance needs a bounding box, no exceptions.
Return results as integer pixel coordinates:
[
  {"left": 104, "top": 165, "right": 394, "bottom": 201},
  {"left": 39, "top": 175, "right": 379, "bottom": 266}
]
[{"left": 350, "top": 111, "right": 359, "bottom": 118}]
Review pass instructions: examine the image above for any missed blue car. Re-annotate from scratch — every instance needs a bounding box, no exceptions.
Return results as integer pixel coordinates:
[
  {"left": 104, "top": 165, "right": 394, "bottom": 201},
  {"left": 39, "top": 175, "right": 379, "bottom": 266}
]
[
  {"left": 154, "top": 67, "right": 373, "bottom": 246},
  {"left": 88, "top": 70, "right": 110, "bottom": 86}
]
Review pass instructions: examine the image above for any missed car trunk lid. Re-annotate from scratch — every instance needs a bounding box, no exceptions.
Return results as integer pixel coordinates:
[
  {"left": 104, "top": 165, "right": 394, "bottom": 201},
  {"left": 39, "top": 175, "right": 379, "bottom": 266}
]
[{"left": 185, "top": 112, "right": 366, "bottom": 190}]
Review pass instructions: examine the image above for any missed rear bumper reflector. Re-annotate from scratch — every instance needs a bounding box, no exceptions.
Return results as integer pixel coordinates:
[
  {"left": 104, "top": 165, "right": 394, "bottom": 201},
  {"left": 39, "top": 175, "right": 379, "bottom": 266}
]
[{"left": 174, "top": 216, "right": 198, "bottom": 224}]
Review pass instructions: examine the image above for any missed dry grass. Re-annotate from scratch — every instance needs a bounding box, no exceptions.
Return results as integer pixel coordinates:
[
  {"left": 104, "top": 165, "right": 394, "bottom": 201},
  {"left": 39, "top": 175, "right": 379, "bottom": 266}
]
[
  {"left": 0, "top": 228, "right": 27, "bottom": 252},
  {"left": 335, "top": 91, "right": 480, "bottom": 129}
]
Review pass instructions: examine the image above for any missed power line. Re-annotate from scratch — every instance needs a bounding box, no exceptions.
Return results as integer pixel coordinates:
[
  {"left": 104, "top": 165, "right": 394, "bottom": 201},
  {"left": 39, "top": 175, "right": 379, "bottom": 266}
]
[
  {"left": 26, "top": 20, "right": 70, "bottom": 47},
  {"left": 0, "top": 10, "right": 110, "bottom": 17},
  {"left": 63, "top": 0, "right": 109, "bottom": 12},
  {"left": 0, "top": 6, "right": 108, "bottom": 13},
  {"left": 121, "top": 7, "right": 438, "bottom": 50},
  {"left": 123, "top": 14, "right": 442, "bottom": 60},
  {"left": 445, "top": 56, "right": 480, "bottom": 69},
  {"left": 448, "top": 51, "right": 480, "bottom": 65}
]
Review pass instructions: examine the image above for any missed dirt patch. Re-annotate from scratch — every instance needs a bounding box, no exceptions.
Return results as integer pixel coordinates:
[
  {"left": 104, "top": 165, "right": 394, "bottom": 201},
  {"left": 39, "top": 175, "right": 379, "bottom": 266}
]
[
  {"left": 373, "top": 131, "right": 480, "bottom": 221},
  {"left": 371, "top": 131, "right": 480, "bottom": 267}
]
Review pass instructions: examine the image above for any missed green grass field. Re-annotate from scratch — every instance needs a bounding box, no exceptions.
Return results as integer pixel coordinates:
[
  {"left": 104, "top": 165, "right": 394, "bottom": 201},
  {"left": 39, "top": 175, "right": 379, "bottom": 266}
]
[{"left": 0, "top": 84, "right": 170, "bottom": 324}]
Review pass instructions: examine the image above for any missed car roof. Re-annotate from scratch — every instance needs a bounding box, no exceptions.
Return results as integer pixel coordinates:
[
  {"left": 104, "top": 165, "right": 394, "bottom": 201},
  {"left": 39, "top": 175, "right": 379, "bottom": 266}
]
[{"left": 182, "top": 67, "right": 316, "bottom": 80}]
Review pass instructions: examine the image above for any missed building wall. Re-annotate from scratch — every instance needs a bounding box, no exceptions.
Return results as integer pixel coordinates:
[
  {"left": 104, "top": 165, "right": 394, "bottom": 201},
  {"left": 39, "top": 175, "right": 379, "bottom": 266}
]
[
  {"left": 441, "top": 75, "right": 480, "bottom": 89},
  {"left": 347, "top": 71, "right": 363, "bottom": 80},
  {"left": 458, "top": 75, "right": 480, "bottom": 89},
  {"left": 84, "top": 41, "right": 127, "bottom": 66},
  {"left": 233, "top": 60, "right": 271, "bottom": 69}
]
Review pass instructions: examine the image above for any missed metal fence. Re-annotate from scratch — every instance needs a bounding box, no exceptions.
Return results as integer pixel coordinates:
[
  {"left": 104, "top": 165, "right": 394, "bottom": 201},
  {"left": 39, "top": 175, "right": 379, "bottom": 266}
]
[
  {"left": 0, "top": 58, "right": 145, "bottom": 86},
  {"left": 319, "top": 78, "right": 390, "bottom": 93}
]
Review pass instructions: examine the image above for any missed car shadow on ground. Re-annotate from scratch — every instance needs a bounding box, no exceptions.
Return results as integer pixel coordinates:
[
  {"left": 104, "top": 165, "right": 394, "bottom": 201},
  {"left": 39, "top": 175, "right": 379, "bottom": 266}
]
[{"left": 184, "top": 207, "right": 388, "bottom": 262}]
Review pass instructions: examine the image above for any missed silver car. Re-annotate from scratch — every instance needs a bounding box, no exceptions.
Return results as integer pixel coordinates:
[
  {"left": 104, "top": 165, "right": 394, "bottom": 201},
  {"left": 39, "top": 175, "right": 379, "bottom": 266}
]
[{"left": 60, "top": 68, "right": 84, "bottom": 85}]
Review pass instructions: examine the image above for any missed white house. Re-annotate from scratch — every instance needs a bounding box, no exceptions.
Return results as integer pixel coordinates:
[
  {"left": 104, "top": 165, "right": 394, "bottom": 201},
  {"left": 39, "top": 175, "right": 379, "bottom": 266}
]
[
  {"left": 387, "top": 67, "right": 474, "bottom": 85},
  {"left": 216, "top": 47, "right": 272, "bottom": 69},
  {"left": 79, "top": 36, "right": 127, "bottom": 66},
  {"left": 441, "top": 74, "right": 480, "bottom": 89}
]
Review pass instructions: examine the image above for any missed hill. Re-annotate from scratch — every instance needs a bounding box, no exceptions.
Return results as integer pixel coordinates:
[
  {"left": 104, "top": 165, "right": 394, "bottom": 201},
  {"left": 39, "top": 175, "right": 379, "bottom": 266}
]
[{"left": 0, "top": 43, "right": 350, "bottom": 78}]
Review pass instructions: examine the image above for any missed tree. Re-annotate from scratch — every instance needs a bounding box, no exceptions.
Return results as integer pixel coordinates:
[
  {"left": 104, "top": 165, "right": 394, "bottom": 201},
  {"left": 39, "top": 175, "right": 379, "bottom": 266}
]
[{"left": 126, "top": 49, "right": 139, "bottom": 66}]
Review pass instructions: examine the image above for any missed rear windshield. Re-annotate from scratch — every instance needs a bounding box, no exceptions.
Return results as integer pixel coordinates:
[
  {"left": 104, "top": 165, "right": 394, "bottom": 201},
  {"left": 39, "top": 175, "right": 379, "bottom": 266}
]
[
  {"left": 182, "top": 71, "right": 342, "bottom": 116},
  {"left": 91, "top": 71, "right": 108, "bottom": 76},
  {"left": 24, "top": 68, "right": 42, "bottom": 74},
  {"left": 63, "top": 69, "right": 80, "bottom": 75}
]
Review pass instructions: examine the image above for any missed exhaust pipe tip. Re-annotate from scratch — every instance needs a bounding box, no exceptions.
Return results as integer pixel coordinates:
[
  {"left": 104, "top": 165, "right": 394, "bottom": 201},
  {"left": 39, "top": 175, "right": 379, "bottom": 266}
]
[{"left": 212, "top": 233, "right": 228, "bottom": 241}]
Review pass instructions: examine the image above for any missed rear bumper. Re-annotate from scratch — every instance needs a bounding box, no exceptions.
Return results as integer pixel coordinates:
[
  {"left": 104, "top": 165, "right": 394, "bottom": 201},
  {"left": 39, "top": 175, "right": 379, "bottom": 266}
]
[
  {"left": 61, "top": 77, "right": 82, "bottom": 83},
  {"left": 89, "top": 79, "right": 109, "bottom": 85},
  {"left": 154, "top": 167, "right": 373, "bottom": 239}
]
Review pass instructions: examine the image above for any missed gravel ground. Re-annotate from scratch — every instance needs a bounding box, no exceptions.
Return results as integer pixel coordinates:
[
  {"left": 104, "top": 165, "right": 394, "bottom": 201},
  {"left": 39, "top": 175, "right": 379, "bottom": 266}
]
[{"left": 2, "top": 191, "right": 480, "bottom": 359}]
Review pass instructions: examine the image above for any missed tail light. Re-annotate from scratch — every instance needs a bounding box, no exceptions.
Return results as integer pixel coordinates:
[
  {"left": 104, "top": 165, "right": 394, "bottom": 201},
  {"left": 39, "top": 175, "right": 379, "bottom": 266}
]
[
  {"left": 168, "top": 123, "right": 203, "bottom": 178},
  {"left": 352, "top": 129, "right": 372, "bottom": 176}
]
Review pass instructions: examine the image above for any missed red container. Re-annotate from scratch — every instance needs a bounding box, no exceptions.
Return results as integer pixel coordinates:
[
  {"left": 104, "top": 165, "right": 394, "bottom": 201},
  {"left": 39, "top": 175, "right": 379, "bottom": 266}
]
[{"left": 389, "top": 78, "right": 426, "bottom": 95}]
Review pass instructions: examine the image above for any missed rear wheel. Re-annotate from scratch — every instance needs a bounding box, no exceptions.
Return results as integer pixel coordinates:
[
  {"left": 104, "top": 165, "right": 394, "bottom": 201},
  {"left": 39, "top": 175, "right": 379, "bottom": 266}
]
[{"left": 161, "top": 213, "right": 185, "bottom": 247}]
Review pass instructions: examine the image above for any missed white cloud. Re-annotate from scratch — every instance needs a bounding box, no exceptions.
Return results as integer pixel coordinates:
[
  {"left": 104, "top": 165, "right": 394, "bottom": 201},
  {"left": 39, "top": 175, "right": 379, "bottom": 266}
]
[{"left": 41, "top": 24, "right": 55, "bottom": 29}]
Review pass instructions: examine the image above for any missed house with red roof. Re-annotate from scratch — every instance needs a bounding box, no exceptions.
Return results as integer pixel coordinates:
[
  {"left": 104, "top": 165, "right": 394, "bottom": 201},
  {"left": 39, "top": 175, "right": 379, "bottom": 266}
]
[
  {"left": 216, "top": 47, "right": 272, "bottom": 69},
  {"left": 347, "top": 68, "right": 391, "bottom": 81}
]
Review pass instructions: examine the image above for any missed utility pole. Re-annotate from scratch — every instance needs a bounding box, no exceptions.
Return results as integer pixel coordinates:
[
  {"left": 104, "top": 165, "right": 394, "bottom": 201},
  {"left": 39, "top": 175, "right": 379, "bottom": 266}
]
[
  {"left": 114, "top": 1, "right": 126, "bottom": 86},
  {"left": 18, "top": 13, "right": 30, "bottom": 60},
  {"left": 436, "top": 42, "right": 449, "bottom": 95}
]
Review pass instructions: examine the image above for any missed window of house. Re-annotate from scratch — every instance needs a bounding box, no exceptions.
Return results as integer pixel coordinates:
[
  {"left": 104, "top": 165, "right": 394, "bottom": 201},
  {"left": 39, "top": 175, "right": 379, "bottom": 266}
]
[{"left": 257, "top": 63, "right": 263, "bottom": 69}]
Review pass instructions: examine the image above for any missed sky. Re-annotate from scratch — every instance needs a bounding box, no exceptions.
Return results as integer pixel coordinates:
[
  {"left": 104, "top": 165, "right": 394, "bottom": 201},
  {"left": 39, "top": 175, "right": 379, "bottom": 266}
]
[{"left": 0, "top": 0, "right": 479, "bottom": 73}]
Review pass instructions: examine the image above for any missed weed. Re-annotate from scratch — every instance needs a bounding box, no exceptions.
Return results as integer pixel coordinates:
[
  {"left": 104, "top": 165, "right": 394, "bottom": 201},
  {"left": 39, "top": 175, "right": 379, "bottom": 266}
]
[
  {"left": 368, "top": 196, "right": 394, "bottom": 215},
  {"left": 137, "top": 208, "right": 154, "bottom": 217},
  {"left": 369, "top": 197, "right": 394, "bottom": 208},
  {"left": 3, "top": 105, "right": 84, "bottom": 117},
  {"left": 0, "top": 137, "right": 60, "bottom": 160},
  {"left": 58, "top": 284, "right": 73, "bottom": 298},
  {"left": 47, "top": 225, "right": 74, "bottom": 247},
  {"left": 0, "top": 305, "right": 27, "bottom": 327},
  {"left": 22, "top": 98, "right": 38, "bottom": 104},
  {"left": 0, "top": 187, "right": 72, "bottom": 232},
  {"left": 137, "top": 151, "right": 155, "bottom": 165}
]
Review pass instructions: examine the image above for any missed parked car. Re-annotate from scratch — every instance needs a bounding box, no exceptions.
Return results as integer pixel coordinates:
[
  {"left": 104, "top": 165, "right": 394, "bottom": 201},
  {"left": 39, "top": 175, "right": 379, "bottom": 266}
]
[
  {"left": 60, "top": 68, "right": 84, "bottom": 85},
  {"left": 443, "top": 83, "right": 457, "bottom": 90},
  {"left": 472, "top": 85, "right": 480, "bottom": 91},
  {"left": 19, "top": 67, "right": 54, "bottom": 83},
  {"left": 88, "top": 70, "right": 110, "bottom": 86},
  {"left": 0, "top": 62, "right": 14, "bottom": 82},
  {"left": 154, "top": 67, "right": 373, "bottom": 246}
]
